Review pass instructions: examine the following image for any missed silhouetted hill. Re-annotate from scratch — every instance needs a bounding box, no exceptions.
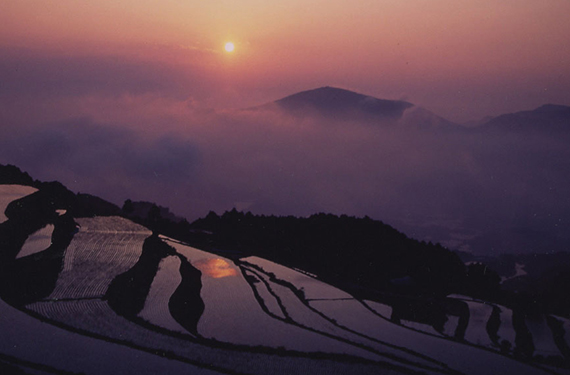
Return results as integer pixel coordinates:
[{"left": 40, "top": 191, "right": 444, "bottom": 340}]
[
  {"left": 0, "top": 164, "right": 39, "bottom": 187},
  {"left": 74, "top": 193, "right": 122, "bottom": 218},
  {"left": 122, "top": 200, "right": 185, "bottom": 223},
  {"left": 480, "top": 104, "right": 570, "bottom": 134},
  {"left": 190, "top": 210, "right": 467, "bottom": 298},
  {"left": 258, "top": 86, "right": 414, "bottom": 121},
  {"left": 251, "top": 86, "right": 464, "bottom": 131}
]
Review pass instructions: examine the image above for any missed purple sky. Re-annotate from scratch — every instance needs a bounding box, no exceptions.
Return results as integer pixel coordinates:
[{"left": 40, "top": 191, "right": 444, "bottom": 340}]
[{"left": 1, "top": 1, "right": 570, "bottom": 254}]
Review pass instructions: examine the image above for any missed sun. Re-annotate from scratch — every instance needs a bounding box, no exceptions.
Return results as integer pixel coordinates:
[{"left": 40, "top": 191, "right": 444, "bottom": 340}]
[{"left": 224, "top": 42, "right": 235, "bottom": 53}]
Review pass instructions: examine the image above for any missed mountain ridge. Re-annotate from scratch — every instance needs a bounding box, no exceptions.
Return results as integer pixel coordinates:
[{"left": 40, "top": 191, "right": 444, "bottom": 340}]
[
  {"left": 251, "top": 86, "right": 570, "bottom": 133},
  {"left": 253, "top": 86, "right": 413, "bottom": 120},
  {"left": 480, "top": 104, "right": 570, "bottom": 133}
]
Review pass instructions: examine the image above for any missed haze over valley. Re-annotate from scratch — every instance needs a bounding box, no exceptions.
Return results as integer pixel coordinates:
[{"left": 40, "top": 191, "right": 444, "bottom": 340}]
[{"left": 1, "top": 85, "right": 569, "bottom": 255}]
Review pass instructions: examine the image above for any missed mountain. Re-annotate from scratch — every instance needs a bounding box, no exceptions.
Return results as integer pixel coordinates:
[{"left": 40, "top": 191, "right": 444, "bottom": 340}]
[
  {"left": 256, "top": 86, "right": 413, "bottom": 120},
  {"left": 252, "top": 86, "right": 463, "bottom": 131},
  {"left": 480, "top": 104, "right": 570, "bottom": 134}
]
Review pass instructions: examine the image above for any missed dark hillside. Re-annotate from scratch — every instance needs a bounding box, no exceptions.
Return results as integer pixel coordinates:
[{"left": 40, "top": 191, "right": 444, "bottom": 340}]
[
  {"left": 480, "top": 104, "right": 570, "bottom": 134},
  {"left": 190, "top": 210, "right": 466, "bottom": 298},
  {"left": 0, "top": 164, "right": 37, "bottom": 187}
]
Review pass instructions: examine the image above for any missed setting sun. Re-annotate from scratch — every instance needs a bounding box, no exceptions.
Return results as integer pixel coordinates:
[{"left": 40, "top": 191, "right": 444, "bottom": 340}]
[{"left": 224, "top": 42, "right": 235, "bottom": 53}]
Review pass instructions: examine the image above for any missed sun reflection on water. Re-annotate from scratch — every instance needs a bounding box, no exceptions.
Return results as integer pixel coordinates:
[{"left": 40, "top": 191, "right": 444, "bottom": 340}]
[{"left": 193, "top": 258, "right": 237, "bottom": 279}]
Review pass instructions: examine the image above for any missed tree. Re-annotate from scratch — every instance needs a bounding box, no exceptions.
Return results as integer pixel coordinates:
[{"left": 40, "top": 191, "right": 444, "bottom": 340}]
[
  {"left": 122, "top": 199, "right": 134, "bottom": 214},
  {"left": 463, "top": 263, "right": 501, "bottom": 299},
  {"left": 147, "top": 204, "right": 162, "bottom": 232}
]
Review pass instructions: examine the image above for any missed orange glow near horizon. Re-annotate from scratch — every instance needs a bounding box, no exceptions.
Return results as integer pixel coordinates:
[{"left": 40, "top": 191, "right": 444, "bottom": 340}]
[{"left": 193, "top": 258, "right": 238, "bottom": 279}]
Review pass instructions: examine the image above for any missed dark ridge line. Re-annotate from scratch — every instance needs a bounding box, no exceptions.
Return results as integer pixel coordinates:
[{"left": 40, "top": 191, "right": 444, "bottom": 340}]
[
  {"left": 241, "top": 261, "right": 460, "bottom": 375},
  {"left": 0, "top": 351, "right": 81, "bottom": 375},
  {"left": 239, "top": 262, "right": 453, "bottom": 375},
  {"left": 359, "top": 300, "right": 563, "bottom": 375}
]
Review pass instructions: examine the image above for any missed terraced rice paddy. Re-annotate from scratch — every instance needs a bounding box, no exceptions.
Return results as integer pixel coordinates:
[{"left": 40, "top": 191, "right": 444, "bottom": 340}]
[
  {"left": 138, "top": 256, "right": 187, "bottom": 333},
  {"left": 166, "top": 239, "right": 380, "bottom": 358},
  {"left": 496, "top": 305, "right": 518, "bottom": 349},
  {"left": 0, "top": 198, "right": 566, "bottom": 375},
  {"left": 17, "top": 224, "right": 54, "bottom": 259},
  {"left": 364, "top": 300, "right": 393, "bottom": 319},
  {"left": 239, "top": 257, "right": 562, "bottom": 375},
  {"left": 1, "top": 298, "right": 222, "bottom": 375},
  {"left": 47, "top": 217, "right": 150, "bottom": 300},
  {"left": 240, "top": 256, "right": 352, "bottom": 300},
  {"left": 526, "top": 316, "right": 563, "bottom": 357},
  {"left": 464, "top": 301, "right": 495, "bottom": 346},
  {"left": 25, "top": 295, "right": 400, "bottom": 375}
]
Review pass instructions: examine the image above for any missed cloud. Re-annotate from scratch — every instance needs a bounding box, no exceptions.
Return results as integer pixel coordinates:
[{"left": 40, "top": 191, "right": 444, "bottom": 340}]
[
  {"left": 0, "top": 117, "right": 200, "bottom": 203},
  {"left": 1, "top": 47, "right": 569, "bottom": 254}
]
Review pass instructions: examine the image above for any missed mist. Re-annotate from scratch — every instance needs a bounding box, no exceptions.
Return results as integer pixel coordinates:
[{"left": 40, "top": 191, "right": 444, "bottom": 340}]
[
  {"left": 2, "top": 85, "right": 569, "bottom": 256},
  {"left": 1, "top": 46, "right": 569, "bottom": 256}
]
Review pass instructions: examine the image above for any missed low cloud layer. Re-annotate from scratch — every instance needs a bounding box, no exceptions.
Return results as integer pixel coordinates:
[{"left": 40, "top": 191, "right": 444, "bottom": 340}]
[{"left": 1, "top": 48, "right": 569, "bottom": 255}]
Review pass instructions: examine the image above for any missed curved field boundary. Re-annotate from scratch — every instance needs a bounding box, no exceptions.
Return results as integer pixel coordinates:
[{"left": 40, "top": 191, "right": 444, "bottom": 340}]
[
  {"left": 0, "top": 185, "right": 38, "bottom": 224},
  {"left": 240, "top": 256, "right": 352, "bottom": 300},
  {"left": 526, "top": 316, "right": 563, "bottom": 357},
  {"left": 463, "top": 301, "right": 495, "bottom": 347},
  {"left": 138, "top": 256, "right": 187, "bottom": 333},
  {"left": 166, "top": 238, "right": 382, "bottom": 359},
  {"left": 242, "top": 259, "right": 555, "bottom": 375},
  {"left": 48, "top": 220, "right": 149, "bottom": 300},
  {"left": 17, "top": 224, "right": 54, "bottom": 259},
  {"left": 240, "top": 261, "right": 460, "bottom": 375}
]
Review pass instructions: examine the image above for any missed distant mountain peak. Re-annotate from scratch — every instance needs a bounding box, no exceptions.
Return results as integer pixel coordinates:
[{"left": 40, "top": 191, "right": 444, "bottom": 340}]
[
  {"left": 534, "top": 103, "right": 570, "bottom": 113},
  {"left": 481, "top": 103, "right": 570, "bottom": 133},
  {"left": 265, "top": 86, "right": 414, "bottom": 120}
]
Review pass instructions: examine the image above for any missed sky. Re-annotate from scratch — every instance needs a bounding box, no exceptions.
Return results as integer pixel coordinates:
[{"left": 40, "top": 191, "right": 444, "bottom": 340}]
[
  {"left": 2, "top": 0, "right": 570, "bottom": 122},
  {"left": 1, "top": 1, "right": 570, "bottom": 255}
]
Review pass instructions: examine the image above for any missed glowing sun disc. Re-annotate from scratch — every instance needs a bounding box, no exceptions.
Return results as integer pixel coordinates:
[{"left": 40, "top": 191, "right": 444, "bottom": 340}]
[{"left": 224, "top": 42, "right": 235, "bottom": 53}]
